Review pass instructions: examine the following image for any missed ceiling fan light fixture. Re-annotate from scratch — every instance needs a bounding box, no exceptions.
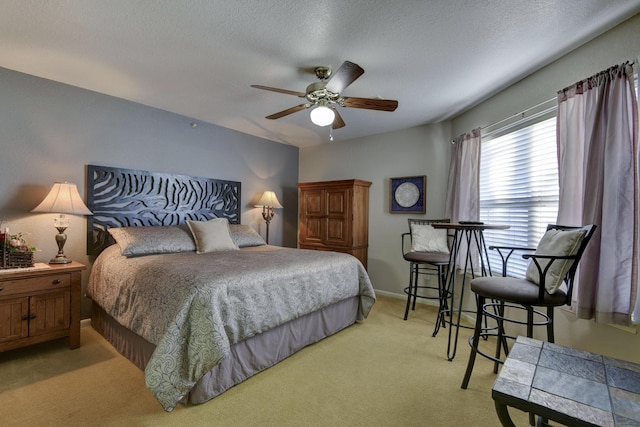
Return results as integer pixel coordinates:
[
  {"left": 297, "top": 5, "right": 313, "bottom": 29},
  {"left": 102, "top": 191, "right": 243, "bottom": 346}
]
[
  {"left": 310, "top": 105, "right": 335, "bottom": 127},
  {"left": 252, "top": 61, "right": 397, "bottom": 131}
]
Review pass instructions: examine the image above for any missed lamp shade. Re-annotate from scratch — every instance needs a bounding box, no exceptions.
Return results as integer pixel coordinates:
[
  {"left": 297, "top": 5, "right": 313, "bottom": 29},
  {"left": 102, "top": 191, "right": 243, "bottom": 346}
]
[
  {"left": 255, "top": 191, "right": 283, "bottom": 209},
  {"left": 31, "top": 182, "right": 93, "bottom": 215},
  {"left": 310, "top": 105, "right": 335, "bottom": 127}
]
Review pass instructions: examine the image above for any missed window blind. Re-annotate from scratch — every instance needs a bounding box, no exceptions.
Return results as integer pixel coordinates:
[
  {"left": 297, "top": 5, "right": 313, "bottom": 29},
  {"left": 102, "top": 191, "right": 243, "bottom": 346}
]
[{"left": 480, "top": 116, "right": 559, "bottom": 278}]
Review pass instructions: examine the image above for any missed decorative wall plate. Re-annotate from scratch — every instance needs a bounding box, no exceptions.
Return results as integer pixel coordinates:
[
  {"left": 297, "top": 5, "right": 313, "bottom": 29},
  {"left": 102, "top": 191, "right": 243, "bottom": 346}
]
[{"left": 390, "top": 176, "right": 426, "bottom": 213}]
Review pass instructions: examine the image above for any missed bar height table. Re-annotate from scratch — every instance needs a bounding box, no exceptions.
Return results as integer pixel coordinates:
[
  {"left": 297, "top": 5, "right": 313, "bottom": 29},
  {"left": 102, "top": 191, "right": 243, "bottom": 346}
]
[{"left": 431, "top": 222, "right": 509, "bottom": 361}]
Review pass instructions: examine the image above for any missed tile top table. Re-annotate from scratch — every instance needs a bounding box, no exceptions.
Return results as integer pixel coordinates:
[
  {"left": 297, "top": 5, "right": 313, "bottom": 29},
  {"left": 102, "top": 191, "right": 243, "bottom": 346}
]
[{"left": 492, "top": 336, "right": 640, "bottom": 427}]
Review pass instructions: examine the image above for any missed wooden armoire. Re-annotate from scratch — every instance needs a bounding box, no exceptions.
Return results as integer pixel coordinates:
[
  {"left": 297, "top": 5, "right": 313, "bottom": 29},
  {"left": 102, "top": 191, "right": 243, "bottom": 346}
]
[{"left": 297, "top": 179, "right": 371, "bottom": 269}]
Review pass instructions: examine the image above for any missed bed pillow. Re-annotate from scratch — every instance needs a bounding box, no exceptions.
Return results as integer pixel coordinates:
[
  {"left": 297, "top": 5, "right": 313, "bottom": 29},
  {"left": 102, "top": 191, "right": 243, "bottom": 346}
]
[
  {"left": 525, "top": 228, "right": 587, "bottom": 294},
  {"left": 410, "top": 223, "right": 449, "bottom": 254},
  {"left": 108, "top": 225, "right": 196, "bottom": 257},
  {"left": 229, "top": 224, "right": 266, "bottom": 247},
  {"left": 187, "top": 218, "right": 239, "bottom": 254}
]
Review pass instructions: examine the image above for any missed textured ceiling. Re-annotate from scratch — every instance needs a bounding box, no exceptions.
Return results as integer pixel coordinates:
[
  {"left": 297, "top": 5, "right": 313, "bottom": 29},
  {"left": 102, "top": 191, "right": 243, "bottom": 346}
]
[{"left": 1, "top": 1, "right": 640, "bottom": 147}]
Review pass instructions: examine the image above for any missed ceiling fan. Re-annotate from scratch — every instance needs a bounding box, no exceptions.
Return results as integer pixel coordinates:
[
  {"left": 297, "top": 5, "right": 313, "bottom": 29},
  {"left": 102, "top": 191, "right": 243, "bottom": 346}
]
[{"left": 251, "top": 61, "right": 398, "bottom": 129}]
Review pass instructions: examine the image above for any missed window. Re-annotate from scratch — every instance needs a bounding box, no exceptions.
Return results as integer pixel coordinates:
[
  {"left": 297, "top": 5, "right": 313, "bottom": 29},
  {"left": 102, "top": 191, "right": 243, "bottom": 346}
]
[{"left": 479, "top": 116, "right": 559, "bottom": 278}]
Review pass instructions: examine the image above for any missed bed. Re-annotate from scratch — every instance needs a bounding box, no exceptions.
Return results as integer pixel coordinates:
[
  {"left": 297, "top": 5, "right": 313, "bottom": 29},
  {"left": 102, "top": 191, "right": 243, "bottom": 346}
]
[{"left": 84, "top": 165, "right": 376, "bottom": 411}]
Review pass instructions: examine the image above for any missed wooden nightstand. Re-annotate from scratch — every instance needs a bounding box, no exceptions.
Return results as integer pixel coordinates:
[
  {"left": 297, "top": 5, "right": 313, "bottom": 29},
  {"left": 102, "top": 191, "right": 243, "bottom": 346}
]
[{"left": 0, "top": 261, "right": 85, "bottom": 352}]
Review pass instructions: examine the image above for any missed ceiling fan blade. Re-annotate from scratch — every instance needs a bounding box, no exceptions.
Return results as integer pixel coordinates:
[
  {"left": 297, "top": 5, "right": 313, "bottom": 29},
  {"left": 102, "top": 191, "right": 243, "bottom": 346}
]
[
  {"left": 342, "top": 97, "right": 398, "bottom": 112},
  {"left": 265, "top": 104, "right": 310, "bottom": 120},
  {"left": 251, "top": 85, "right": 306, "bottom": 97},
  {"left": 331, "top": 108, "right": 345, "bottom": 129},
  {"left": 325, "top": 61, "right": 364, "bottom": 93}
]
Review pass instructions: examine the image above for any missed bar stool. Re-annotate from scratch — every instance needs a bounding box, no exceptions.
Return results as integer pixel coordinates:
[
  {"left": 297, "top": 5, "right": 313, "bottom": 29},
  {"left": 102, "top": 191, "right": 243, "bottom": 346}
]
[
  {"left": 402, "top": 218, "right": 451, "bottom": 321},
  {"left": 461, "top": 224, "right": 596, "bottom": 389}
]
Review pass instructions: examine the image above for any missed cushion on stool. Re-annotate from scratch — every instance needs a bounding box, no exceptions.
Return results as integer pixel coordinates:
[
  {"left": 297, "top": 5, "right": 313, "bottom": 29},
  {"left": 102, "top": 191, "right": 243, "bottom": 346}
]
[
  {"left": 410, "top": 223, "right": 450, "bottom": 253},
  {"left": 470, "top": 276, "right": 567, "bottom": 306},
  {"left": 403, "top": 251, "right": 450, "bottom": 264}
]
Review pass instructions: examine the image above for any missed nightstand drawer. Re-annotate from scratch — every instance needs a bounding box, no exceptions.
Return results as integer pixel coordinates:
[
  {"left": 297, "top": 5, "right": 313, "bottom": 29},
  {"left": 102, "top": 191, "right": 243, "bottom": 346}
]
[
  {"left": 0, "top": 274, "right": 71, "bottom": 297},
  {"left": 0, "top": 262, "right": 85, "bottom": 352}
]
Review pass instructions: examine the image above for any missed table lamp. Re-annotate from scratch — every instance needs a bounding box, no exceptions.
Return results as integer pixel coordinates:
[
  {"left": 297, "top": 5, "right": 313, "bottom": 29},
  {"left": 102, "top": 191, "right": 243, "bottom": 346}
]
[
  {"left": 255, "top": 190, "right": 283, "bottom": 244},
  {"left": 31, "top": 182, "right": 93, "bottom": 264}
]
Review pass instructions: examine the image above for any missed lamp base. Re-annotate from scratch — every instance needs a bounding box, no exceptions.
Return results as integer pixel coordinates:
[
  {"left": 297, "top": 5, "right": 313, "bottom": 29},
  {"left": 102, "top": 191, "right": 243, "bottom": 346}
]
[
  {"left": 262, "top": 207, "right": 274, "bottom": 244},
  {"left": 50, "top": 225, "right": 72, "bottom": 264},
  {"left": 49, "top": 254, "right": 72, "bottom": 264}
]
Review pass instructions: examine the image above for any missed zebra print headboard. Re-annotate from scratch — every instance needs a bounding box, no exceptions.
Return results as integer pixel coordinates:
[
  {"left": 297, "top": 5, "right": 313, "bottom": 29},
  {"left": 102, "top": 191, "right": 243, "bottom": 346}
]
[{"left": 86, "top": 165, "right": 241, "bottom": 255}]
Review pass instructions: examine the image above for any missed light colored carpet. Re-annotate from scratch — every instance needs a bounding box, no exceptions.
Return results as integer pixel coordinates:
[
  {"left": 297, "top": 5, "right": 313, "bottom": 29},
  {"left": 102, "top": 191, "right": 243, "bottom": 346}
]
[{"left": 1, "top": 295, "right": 529, "bottom": 426}]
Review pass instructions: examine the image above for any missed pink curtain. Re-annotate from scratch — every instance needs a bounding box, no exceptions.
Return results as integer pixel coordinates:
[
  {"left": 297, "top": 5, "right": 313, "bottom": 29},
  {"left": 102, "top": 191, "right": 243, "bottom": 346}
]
[
  {"left": 445, "top": 128, "right": 481, "bottom": 269},
  {"left": 445, "top": 128, "right": 481, "bottom": 223},
  {"left": 556, "top": 62, "right": 639, "bottom": 325}
]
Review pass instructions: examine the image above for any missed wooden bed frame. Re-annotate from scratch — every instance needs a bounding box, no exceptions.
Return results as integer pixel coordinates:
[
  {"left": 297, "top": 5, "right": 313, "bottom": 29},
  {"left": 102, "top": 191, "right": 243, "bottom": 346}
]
[{"left": 85, "top": 165, "right": 363, "bottom": 407}]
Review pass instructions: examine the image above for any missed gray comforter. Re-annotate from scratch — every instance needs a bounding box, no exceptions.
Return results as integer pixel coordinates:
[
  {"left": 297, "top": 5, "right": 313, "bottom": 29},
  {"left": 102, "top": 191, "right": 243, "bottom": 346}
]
[{"left": 87, "top": 245, "right": 376, "bottom": 411}]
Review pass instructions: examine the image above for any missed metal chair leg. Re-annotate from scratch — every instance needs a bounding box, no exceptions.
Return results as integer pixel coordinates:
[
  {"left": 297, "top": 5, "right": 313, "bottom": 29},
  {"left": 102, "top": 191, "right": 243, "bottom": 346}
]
[
  {"left": 493, "top": 301, "right": 507, "bottom": 374},
  {"left": 411, "top": 264, "right": 419, "bottom": 311},
  {"left": 432, "top": 263, "right": 452, "bottom": 337},
  {"left": 403, "top": 262, "right": 415, "bottom": 320},
  {"left": 461, "top": 295, "right": 485, "bottom": 389},
  {"left": 546, "top": 307, "right": 555, "bottom": 343}
]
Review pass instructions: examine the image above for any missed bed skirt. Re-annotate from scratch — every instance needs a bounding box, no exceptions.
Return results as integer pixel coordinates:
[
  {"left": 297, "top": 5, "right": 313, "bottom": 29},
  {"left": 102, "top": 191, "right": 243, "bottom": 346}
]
[{"left": 91, "top": 296, "right": 360, "bottom": 406}]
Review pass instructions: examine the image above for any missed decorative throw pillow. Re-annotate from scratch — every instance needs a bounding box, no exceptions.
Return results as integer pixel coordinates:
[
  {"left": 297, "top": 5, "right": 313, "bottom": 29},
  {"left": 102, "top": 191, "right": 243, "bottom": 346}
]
[
  {"left": 108, "top": 225, "right": 196, "bottom": 257},
  {"left": 186, "top": 218, "right": 239, "bottom": 254},
  {"left": 410, "top": 223, "right": 450, "bottom": 254},
  {"left": 229, "top": 224, "right": 266, "bottom": 248},
  {"left": 525, "top": 228, "right": 587, "bottom": 294}
]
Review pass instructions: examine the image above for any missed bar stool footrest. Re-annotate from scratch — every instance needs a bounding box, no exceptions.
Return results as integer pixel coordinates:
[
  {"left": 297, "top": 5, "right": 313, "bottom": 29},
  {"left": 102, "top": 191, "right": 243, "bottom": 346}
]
[
  {"left": 482, "top": 302, "right": 551, "bottom": 327},
  {"left": 404, "top": 285, "right": 445, "bottom": 301},
  {"left": 467, "top": 333, "right": 518, "bottom": 365}
]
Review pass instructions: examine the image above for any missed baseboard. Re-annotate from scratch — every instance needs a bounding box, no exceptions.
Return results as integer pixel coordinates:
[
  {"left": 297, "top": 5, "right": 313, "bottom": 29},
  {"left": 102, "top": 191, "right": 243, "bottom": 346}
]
[
  {"left": 373, "top": 289, "right": 476, "bottom": 324},
  {"left": 374, "top": 289, "right": 439, "bottom": 308}
]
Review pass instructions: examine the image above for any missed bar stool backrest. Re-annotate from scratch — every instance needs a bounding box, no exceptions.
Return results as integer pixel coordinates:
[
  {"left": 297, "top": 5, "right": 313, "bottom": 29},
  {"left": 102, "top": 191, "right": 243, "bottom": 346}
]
[
  {"left": 533, "top": 223, "right": 597, "bottom": 304},
  {"left": 403, "top": 218, "right": 452, "bottom": 255}
]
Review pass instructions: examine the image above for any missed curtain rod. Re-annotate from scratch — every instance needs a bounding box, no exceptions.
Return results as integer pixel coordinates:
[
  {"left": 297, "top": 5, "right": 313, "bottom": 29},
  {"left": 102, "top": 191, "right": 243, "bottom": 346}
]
[
  {"left": 452, "top": 56, "right": 640, "bottom": 144},
  {"left": 480, "top": 97, "right": 556, "bottom": 133},
  {"left": 451, "top": 97, "right": 556, "bottom": 144}
]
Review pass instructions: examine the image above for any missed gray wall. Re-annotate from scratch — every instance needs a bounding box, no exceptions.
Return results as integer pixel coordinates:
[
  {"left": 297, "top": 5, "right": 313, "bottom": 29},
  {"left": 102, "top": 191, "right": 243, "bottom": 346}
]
[
  {"left": 0, "top": 67, "right": 299, "bottom": 318},
  {"left": 452, "top": 13, "right": 640, "bottom": 137},
  {"left": 299, "top": 122, "right": 452, "bottom": 296},
  {"left": 299, "top": 12, "right": 640, "bottom": 363},
  {"left": 450, "top": 12, "right": 640, "bottom": 362}
]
